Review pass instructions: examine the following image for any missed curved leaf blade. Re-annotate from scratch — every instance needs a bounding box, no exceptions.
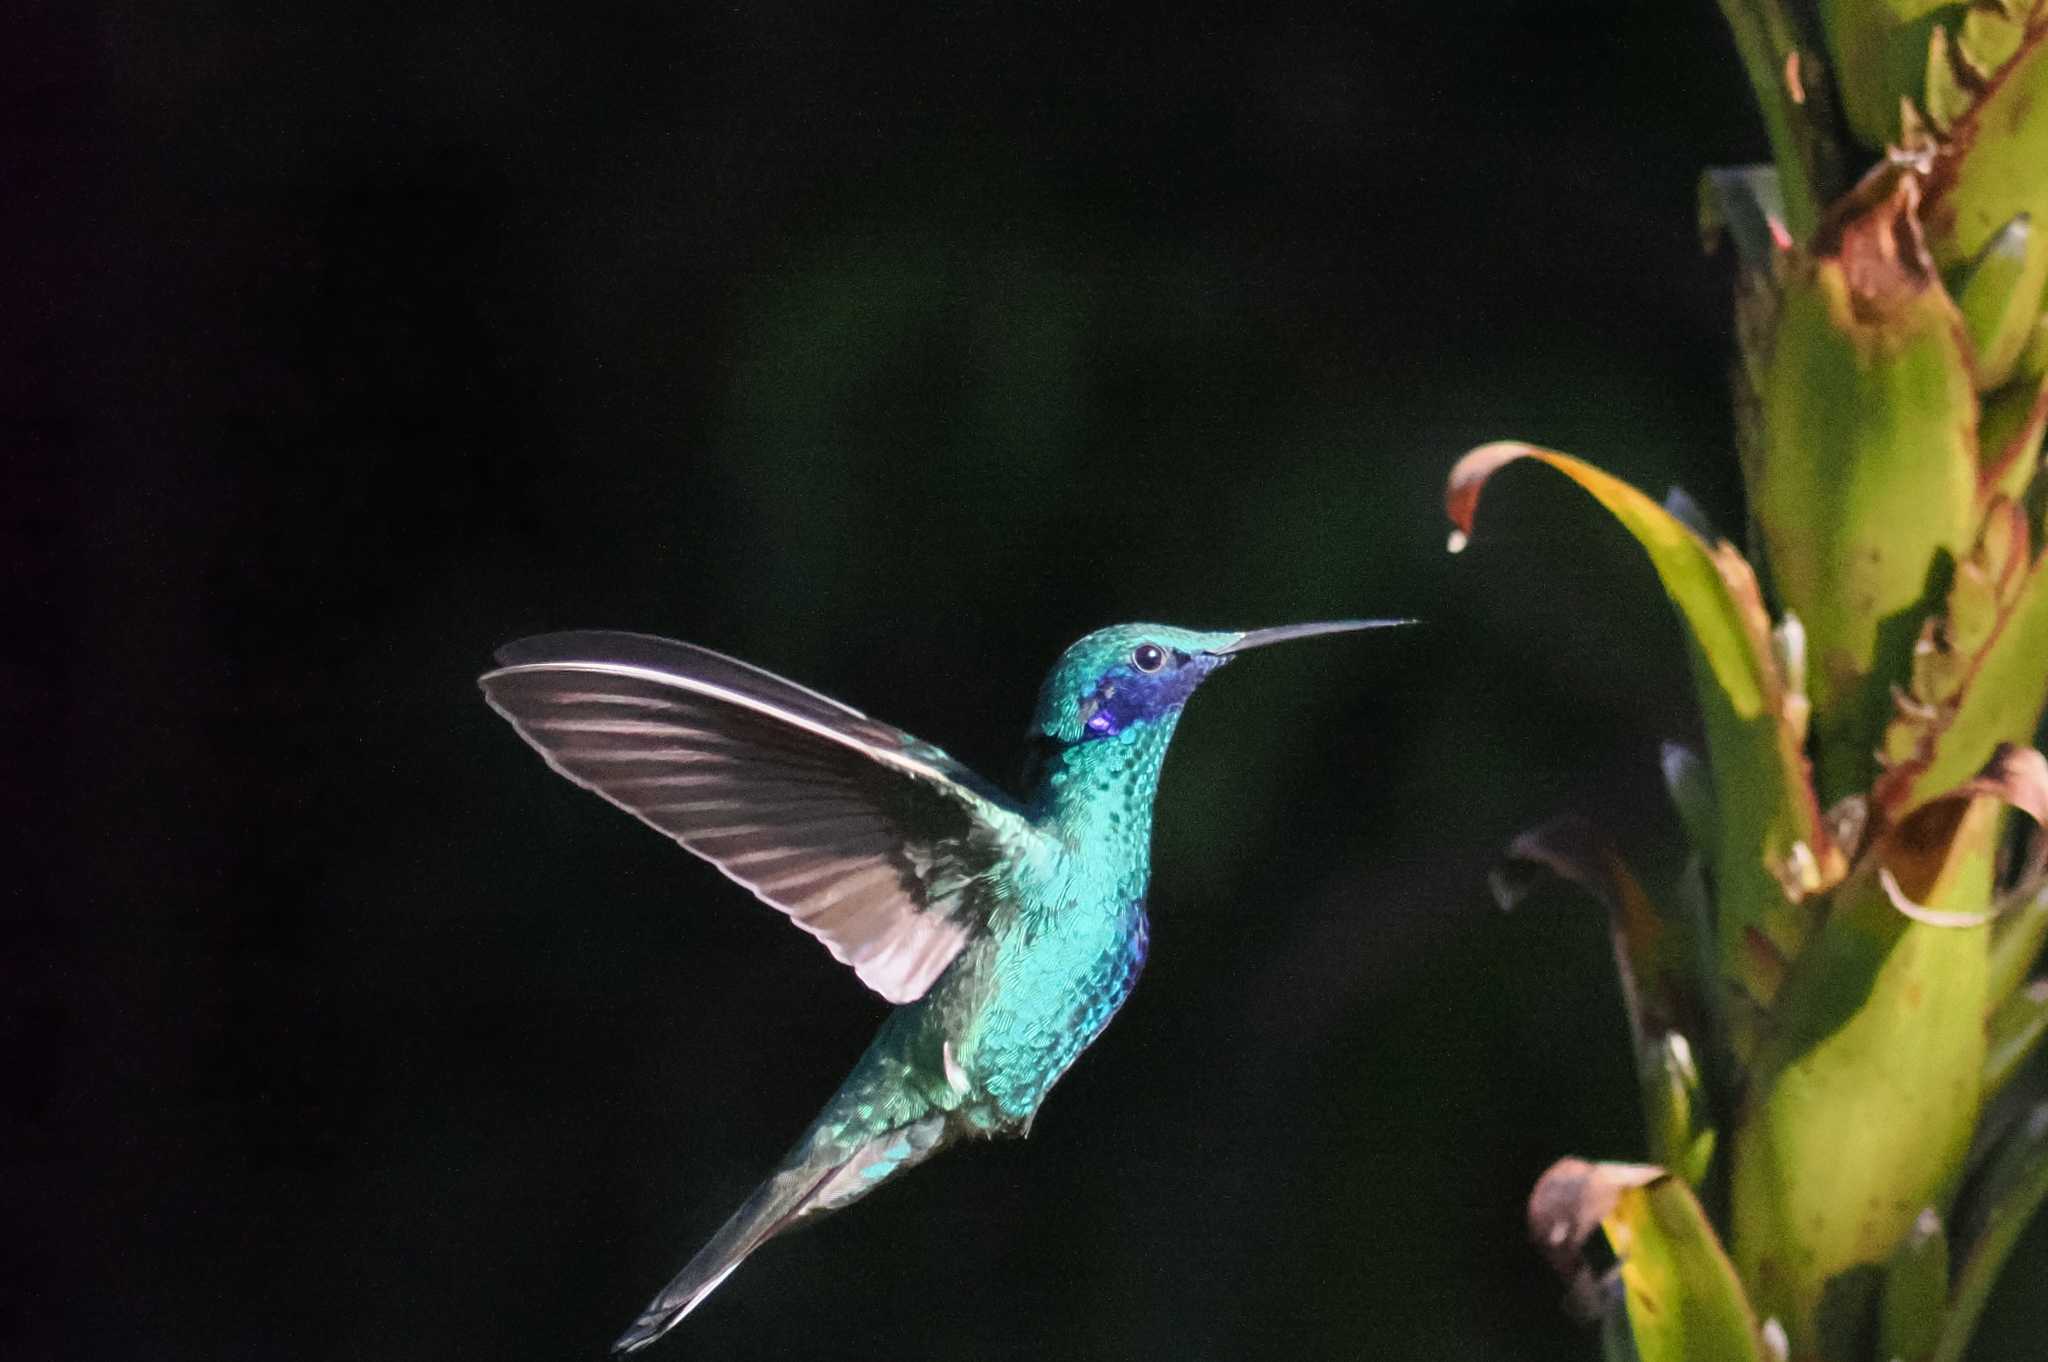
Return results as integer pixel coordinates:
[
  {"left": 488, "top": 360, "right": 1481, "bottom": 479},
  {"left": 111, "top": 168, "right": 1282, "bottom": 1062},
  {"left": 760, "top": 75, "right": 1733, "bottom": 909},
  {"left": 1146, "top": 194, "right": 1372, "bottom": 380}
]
[
  {"left": 1731, "top": 746, "right": 2048, "bottom": 1350},
  {"left": 1753, "top": 167, "right": 1981, "bottom": 803},
  {"left": 1923, "top": 25, "right": 2048, "bottom": 275},
  {"left": 1881, "top": 1207, "right": 1950, "bottom": 1362},
  {"left": 1985, "top": 979, "right": 2048, "bottom": 1098},
  {"left": 1814, "top": 0, "right": 1951, "bottom": 149},
  {"left": 1529, "top": 1158, "right": 1765, "bottom": 1362},
  {"left": 1448, "top": 444, "right": 1843, "bottom": 1043},
  {"left": 1878, "top": 510, "right": 2048, "bottom": 818},
  {"left": 1931, "top": 1103, "right": 2048, "bottom": 1362}
]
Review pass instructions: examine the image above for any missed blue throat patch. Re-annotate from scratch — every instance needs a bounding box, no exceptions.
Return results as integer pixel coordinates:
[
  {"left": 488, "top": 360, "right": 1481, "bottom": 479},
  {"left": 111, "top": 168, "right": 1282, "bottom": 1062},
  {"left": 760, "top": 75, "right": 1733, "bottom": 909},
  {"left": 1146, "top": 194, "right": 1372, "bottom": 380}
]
[{"left": 1077, "top": 654, "right": 1215, "bottom": 740}]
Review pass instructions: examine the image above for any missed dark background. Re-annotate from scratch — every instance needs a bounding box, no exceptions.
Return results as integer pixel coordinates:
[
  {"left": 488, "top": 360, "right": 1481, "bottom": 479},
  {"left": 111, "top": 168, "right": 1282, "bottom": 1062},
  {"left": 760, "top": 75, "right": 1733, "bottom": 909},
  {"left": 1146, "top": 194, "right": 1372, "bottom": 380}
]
[{"left": 17, "top": 2, "right": 2047, "bottom": 1359}]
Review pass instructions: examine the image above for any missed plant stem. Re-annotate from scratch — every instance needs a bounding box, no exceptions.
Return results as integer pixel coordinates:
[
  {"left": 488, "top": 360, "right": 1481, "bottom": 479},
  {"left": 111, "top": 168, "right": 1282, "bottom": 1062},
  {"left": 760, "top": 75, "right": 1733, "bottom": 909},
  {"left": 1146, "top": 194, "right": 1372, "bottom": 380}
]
[{"left": 1715, "top": 0, "right": 1844, "bottom": 240}]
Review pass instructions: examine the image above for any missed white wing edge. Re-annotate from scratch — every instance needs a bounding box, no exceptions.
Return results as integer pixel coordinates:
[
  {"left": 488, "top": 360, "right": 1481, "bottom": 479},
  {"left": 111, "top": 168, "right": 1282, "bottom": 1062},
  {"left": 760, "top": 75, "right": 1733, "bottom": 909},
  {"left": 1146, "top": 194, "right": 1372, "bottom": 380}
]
[
  {"left": 495, "top": 630, "right": 875, "bottom": 722},
  {"left": 479, "top": 658, "right": 1015, "bottom": 1003}
]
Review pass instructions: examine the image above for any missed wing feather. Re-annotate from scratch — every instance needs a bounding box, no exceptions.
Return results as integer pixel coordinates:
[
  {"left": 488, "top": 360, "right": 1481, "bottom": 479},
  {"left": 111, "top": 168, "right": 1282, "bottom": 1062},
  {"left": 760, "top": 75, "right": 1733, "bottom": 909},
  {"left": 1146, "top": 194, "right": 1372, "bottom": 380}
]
[{"left": 480, "top": 631, "right": 1033, "bottom": 1003}]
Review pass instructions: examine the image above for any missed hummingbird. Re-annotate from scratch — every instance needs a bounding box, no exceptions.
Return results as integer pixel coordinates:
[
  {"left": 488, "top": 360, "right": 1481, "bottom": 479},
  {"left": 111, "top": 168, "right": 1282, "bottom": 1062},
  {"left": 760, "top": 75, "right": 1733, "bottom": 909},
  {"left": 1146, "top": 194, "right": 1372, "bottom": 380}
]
[{"left": 479, "top": 618, "right": 1402, "bottom": 1352}]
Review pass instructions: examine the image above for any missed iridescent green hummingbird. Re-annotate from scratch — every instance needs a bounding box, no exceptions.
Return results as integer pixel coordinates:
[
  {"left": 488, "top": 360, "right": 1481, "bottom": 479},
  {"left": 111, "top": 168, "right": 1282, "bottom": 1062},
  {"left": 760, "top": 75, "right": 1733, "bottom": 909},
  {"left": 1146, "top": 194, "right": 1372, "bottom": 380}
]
[{"left": 480, "top": 619, "right": 1402, "bottom": 1352}]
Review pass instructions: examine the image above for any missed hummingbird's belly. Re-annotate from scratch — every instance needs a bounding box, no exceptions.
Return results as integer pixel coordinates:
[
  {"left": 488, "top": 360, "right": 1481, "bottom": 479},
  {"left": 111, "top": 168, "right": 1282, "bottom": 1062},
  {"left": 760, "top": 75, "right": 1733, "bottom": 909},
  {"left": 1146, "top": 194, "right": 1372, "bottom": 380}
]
[{"left": 956, "top": 898, "right": 1151, "bottom": 1126}]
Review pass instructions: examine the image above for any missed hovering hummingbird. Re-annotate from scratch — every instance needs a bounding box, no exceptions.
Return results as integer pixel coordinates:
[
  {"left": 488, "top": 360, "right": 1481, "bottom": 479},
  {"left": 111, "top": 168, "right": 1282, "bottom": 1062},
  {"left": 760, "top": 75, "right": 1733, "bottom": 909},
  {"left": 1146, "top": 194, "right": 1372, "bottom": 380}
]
[{"left": 480, "top": 618, "right": 1402, "bottom": 1352}]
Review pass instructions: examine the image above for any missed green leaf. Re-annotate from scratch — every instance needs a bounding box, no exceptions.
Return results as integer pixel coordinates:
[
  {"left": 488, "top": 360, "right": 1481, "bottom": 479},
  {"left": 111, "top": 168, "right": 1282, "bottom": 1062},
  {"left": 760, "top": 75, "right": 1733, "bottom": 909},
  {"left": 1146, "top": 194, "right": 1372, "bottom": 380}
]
[
  {"left": 1492, "top": 816, "right": 1704, "bottom": 1052},
  {"left": 1985, "top": 978, "right": 2048, "bottom": 1097},
  {"left": 1923, "top": 25, "right": 2048, "bottom": 274},
  {"left": 1912, "top": 745, "right": 2048, "bottom": 1018},
  {"left": 1447, "top": 444, "right": 1845, "bottom": 1045},
  {"left": 1643, "top": 1032, "right": 1719, "bottom": 1188},
  {"left": 1529, "top": 1159, "right": 1765, "bottom": 1362},
  {"left": 1953, "top": 214, "right": 2048, "bottom": 391},
  {"left": 1881, "top": 1208, "right": 1950, "bottom": 1362},
  {"left": 1931, "top": 1103, "right": 2048, "bottom": 1362},
  {"left": 1956, "top": 0, "right": 2029, "bottom": 78},
  {"left": 1877, "top": 510, "right": 2048, "bottom": 817},
  {"left": 1814, "top": 0, "right": 1956, "bottom": 147},
  {"left": 1924, "top": 20, "right": 1979, "bottom": 132},
  {"left": 1661, "top": 742, "right": 1720, "bottom": 863},
  {"left": 1980, "top": 363, "right": 2048, "bottom": 503},
  {"left": 1602, "top": 1302, "right": 1643, "bottom": 1362},
  {"left": 1989, "top": 879, "right": 2048, "bottom": 1008},
  {"left": 1753, "top": 168, "right": 1980, "bottom": 803},
  {"left": 1732, "top": 787, "right": 2003, "bottom": 1352},
  {"left": 1714, "top": 0, "right": 1844, "bottom": 240},
  {"left": 1494, "top": 821, "right": 1722, "bottom": 1186}
]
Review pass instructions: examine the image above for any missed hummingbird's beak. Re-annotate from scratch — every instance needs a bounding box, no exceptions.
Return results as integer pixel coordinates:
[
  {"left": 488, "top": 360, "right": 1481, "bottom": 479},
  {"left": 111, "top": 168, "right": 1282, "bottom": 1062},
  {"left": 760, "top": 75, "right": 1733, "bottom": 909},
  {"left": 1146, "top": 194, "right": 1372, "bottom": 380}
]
[{"left": 1209, "top": 618, "right": 1415, "bottom": 655}]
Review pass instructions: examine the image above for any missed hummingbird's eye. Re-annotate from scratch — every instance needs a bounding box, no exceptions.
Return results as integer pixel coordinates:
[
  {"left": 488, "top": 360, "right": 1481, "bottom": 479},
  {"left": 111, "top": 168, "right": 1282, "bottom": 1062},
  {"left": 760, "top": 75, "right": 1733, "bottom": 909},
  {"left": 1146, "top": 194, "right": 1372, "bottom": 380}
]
[{"left": 1131, "top": 643, "right": 1166, "bottom": 673}]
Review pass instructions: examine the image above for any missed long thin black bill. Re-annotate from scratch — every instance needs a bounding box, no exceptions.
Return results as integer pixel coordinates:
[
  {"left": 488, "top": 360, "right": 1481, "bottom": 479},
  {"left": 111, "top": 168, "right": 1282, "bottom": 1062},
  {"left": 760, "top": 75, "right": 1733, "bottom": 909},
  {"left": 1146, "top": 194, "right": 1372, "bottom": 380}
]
[{"left": 1211, "top": 618, "right": 1415, "bottom": 655}]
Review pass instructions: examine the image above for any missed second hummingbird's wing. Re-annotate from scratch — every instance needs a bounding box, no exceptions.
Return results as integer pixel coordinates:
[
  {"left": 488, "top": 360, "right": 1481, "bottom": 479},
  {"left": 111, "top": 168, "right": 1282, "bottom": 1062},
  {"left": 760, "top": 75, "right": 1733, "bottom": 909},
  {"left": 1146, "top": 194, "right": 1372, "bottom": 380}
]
[{"left": 480, "top": 631, "right": 1034, "bottom": 1004}]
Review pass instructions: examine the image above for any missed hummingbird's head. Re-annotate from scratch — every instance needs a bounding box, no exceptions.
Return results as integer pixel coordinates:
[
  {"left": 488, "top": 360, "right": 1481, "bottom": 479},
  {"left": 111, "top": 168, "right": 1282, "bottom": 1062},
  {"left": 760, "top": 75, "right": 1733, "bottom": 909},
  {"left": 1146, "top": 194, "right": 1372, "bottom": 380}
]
[
  {"left": 1030, "top": 619, "right": 1409, "bottom": 747},
  {"left": 1031, "top": 624, "right": 1237, "bottom": 747}
]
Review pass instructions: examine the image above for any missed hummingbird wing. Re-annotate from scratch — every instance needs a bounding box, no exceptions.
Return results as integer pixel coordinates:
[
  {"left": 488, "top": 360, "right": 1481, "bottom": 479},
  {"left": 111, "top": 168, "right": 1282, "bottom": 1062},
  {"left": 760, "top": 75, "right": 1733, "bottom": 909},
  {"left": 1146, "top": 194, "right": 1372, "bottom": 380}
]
[{"left": 480, "top": 630, "right": 1032, "bottom": 1004}]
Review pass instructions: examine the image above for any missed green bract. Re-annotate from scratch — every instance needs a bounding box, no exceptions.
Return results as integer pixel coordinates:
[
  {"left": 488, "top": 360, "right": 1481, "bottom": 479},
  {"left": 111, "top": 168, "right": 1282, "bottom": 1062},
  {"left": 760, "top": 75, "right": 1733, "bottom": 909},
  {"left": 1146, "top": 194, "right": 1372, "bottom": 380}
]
[
  {"left": 1530, "top": 1160, "right": 1766, "bottom": 1362},
  {"left": 1446, "top": 4, "right": 2048, "bottom": 1355}
]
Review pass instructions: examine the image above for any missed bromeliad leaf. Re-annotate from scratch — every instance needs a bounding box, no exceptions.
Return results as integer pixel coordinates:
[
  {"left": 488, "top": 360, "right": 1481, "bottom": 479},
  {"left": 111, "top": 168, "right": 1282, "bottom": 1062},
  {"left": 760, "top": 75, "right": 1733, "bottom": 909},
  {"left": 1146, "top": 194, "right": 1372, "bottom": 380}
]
[
  {"left": 1990, "top": 870, "right": 2048, "bottom": 1012},
  {"left": 1447, "top": 444, "right": 1843, "bottom": 1046},
  {"left": 1814, "top": 0, "right": 1954, "bottom": 148},
  {"left": 1931, "top": 1103, "right": 2048, "bottom": 1362},
  {"left": 1711, "top": 0, "right": 1842, "bottom": 239},
  {"left": 1981, "top": 358, "right": 2048, "bottom": 504},
  {"left": 1492, "top": 818, "right": 1720, "bottom": 1183},
  {"left": 1878, "top": 1208, "right": 1950, "bottom": 1362},
  {"left": 1730, "top": 745, "right": 2048, "bottom": 1351},
  {"left": 1951, "top": 214, "right": 2048, "bottom": 392},
  {"left": 1529, "top": 1158, "right": 1765, "bottom": 1362},
  {"left": 1954, "top": 0, "right": 2034, "bottom": 79},
  {"left": 1731, "top": 868, "right": 1988, "bottom": 1353},
  {"left": 1985, "top": 979, "right": 2048, "bottom": 1098},
  {"left": 1492, "top": 816, "right": 1702, "bottom": 1050},
  {"left": 1751, "top": 165, "right": 1980, "bottom": 805},
  {"left": 1660, "top": 742, "right": 1719, "bottom": 861},
  {"left": 1922, "top": 24, "right": 2048, "bottom": 276},
  {"left": 1876, "top": 501, "right": 2048, "bottom": 818},
  {"left": 1643, "top": 1033, "right": 1719, "bottom": 1191}
]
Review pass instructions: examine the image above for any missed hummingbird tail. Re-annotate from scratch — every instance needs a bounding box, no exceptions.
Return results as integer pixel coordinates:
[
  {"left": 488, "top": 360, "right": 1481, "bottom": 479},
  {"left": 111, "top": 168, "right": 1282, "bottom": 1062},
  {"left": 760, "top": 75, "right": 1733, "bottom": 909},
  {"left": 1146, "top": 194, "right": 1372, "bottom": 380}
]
[{"left": 610, "top": 1115, "right": 950, "bottom": 1354}]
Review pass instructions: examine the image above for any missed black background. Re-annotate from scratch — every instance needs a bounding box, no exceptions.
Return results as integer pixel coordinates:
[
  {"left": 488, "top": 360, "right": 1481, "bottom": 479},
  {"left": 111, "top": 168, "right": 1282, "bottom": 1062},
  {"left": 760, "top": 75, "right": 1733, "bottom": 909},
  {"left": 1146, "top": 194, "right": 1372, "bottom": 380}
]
[{"left": 18, "top": 2, "right": 2047, "bottom": 1358}]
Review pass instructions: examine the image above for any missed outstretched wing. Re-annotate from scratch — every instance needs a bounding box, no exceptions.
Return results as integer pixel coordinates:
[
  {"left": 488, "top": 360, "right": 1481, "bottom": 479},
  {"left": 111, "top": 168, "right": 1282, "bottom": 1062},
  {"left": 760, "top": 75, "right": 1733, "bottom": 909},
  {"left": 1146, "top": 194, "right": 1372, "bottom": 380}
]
[{"left": 480, "top": 631, "right": 1034, "bottom": 1004}]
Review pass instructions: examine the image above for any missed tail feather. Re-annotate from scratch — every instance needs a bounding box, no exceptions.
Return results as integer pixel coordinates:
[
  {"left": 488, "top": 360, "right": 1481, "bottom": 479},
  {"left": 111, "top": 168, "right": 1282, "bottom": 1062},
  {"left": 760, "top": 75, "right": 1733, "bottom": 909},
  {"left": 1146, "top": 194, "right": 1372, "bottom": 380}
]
[
  {"left": 609, "top": 1161, "right": 835, "bottom": 1354},
  {"left": 610, "top": 1115, "right": 949, "bottom": 1354}
]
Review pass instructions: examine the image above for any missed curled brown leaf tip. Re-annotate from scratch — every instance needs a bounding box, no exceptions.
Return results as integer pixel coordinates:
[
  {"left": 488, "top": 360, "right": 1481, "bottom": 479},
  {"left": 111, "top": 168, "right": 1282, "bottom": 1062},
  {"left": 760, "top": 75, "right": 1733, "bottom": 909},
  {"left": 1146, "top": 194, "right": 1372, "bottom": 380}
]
[
  {"left": 1493, "top": 815, "right": 1694, "bottom": 1043},
  {"left": 1873, "top": 504, "right": 2046, "bottom": 820},
  {"left": 1879, "top": 866, "right": 1999, "bottom": 927},
  {"left": 1977, "top": 744, "right": 2048, "bottom": 824},
  {"left": 1495, "top": 817, "right": 1622, "bottom": 913},
  {"left": 1527, "top": 1158, "right": 1665, "bottom": 1318},
  {"left": 1873, "top": 745, "right": 2048, "bottom": 915},
  {"left": 1444, "top": 442, "right": 1539, "bottom": 536},
  {"left": 1917, "top": 743, "right": 2048, "bottom": 828},
  {"left": 1813, "top": 164, "right": 1940, "bottom": 320}
]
